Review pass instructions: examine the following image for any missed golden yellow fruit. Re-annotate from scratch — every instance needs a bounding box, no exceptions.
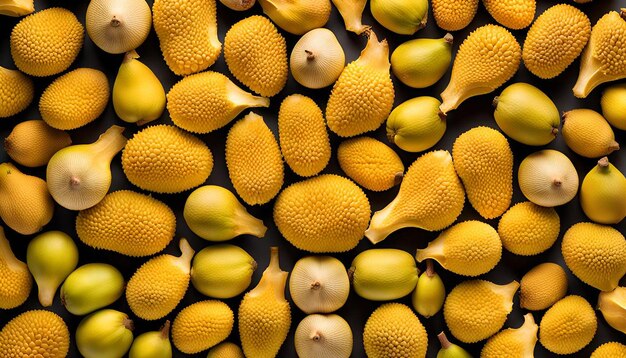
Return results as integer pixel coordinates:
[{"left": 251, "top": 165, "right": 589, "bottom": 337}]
[
  {"left": 386, "top": 96, "right": 447, "bottom": 152},
  {"left": 481, "top": 313, "right": 538, "bottom": 358},
  {"left": 0, "top": 66, "right": 33, "bottom": 118},
  {"left": 258, "top": 0, "right": 331, "bottom": 35},
  {"left": 331, "top": 0, "right": 369, "bottom": 34},
  {"left": 483, "top": 0, "right": 535, "bottom": 30},
  {"left": 431, "top": 0, "right": 477, "bottom": 31},
  {"left": 562, "top": 109, "right": 619, "bottom": 158},
  {"left": 581, "top": 157, "right": 626, "bottom": 224},
  {"left": 601, "top": 83, "right": 626, "bottom": 130},
  {"left": 350, "top": 249, "right": 418, "bottom": 301},
  {"left": 497, "top": 202, "right": 560, "bottom": 255},
  {"left": 0, "top": 310, "right": 69, "bottom": 357},
  {"left": 0, "top": 226, "right": 32, "bottom": 309},
  {"left": 172, "top": 300, "right": 234, "bottom": 354},
  {"left": 598, "top": 287, "right": 626, "bottom": 335},
  {"left": 0, "top": 0, "right": 34, "bottom": 17},
  {"left": 207, "top": 342, "right": 245, "bottom": 358},
  {"left": 539, "top": 295, "right": 597, "bottom": 354},
  {"left": 591, "top": 342, "right": 626, "bottom": 358},
  {"left": 520, "top": 262, "right": 568, "bottom": 311},
  {"left": 363, "top": 303, "right": 428, "bottom": 358},
  {"left": 4, "top": 120, "right": 71, "bottom": 167}
]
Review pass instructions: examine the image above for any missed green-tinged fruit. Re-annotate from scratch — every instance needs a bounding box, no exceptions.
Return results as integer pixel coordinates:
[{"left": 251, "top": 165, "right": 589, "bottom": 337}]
[
  {"left": 129, "top": 321, "right": 172, "bottom": 358},
  {"left": 498, "top": 202, "right": 560, "bottom": 256},
  {"left": 391, "top": 35, "right": 452, "bottom": 89},
  {"left": 581, "top": 157, "right": 626, "bottom": 224},
  {"left": 386, "top": 97, "right": 446, "bottom": 152},
  {"left": 207, "top": 342, "right": 244, "bottom": 358},
  {"left": 598, "top": 287, "right": 626, "bottom": 335},
  {"left": 412, "top": 260, "right": 445, "bottom": 318},
  {"left": 601, "top": 83, "right": 626, "bottom": 130},
  {"left": 539, "top": 295, "right": 597, "bottom": 354},
  {"left": 0, "top": 226, "right": 32, "bottom": 309},
  {"left": 258, "top": 0, "right": 331, "bottom": 35},
  {"left": 289, "top": 256, "right": 350, "bottom": 314},
  {"left": 61, "top": 263, "right": 124, "bottom": 315},
  {"left": 172, "top": 300, "right": 234, "bottom": 354},
  {"left": 520, "top": 263, "right": 568, "bottom": 311},
  {"left": 481, "top": 313, "right": 538, "bottom": 358},
  {"left": 370, "top": 0, "right": 427, "bottom": 35},
  {"left": 363, "top": 303, "right": 428, "bottom": 358},
  {"left": 350, "top": 249, "right": 418, "bottom": 301},
  {"left": 0, "top": 310, "right": 69, "bottom": 357},
  {"left": 436, "top": 332, "right": 471, "bottom": 358},
  {"left": 562, "top": 109, "right": 619, "bottom": 158},
  {"left": 76, "top": 309, "right": 134, "bottom": 358},
  {"left": 294, "top": 314, "right": 353, "bottom": 358},
  {"left": 591, "top": 342, "right": 626, "bottom": 358},
  {"left": 4, "top": 120, "right": 72, "bottom": 167},
  {"left": 191, "top": 244, "right": 256, "bottom": 299},
  {"left": 0, "top": 66, "right": 33, "bottom": 117},
  {"left": 0, "top": 0, "right": 34, "bottom": 16}
]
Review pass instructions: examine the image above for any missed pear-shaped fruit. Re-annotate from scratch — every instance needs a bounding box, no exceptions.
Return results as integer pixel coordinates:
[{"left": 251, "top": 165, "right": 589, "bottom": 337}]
[
  {"left": 289, "top": 256, "right": 350, "bottom": 314},
  {"left": 562, "top": 109, "right": 619, "bottom": 158},
  {"left": 76, "top": 309, "right": 134, "bottom": 358},
  {"left": 370, "top": 0, "right": 428, "bottom": 35},
  {"left": 518, "top": 149, "right": 579, "bottom": 207},
  {"left": 113, "top": 50, "right": 165, "bottom": 125},
  {"left": 0, "top": 0, "right": 34, "bottom": 17},
  {"left": 27, "top": 231, "right": 78, "bottom": 307},
  {"left": 290, "top": 29, "right": 345, "bottom": 89},
  {"left": 412, "top": 260, "right": 445, "bottom": 318},
  {"left": 350, "top": 249, "right": 418, "bottom": 301},
  {"left": 601, "top": 83, "right": 626, "bottom": 130},
  {"left": 60, "top": 263, "right": 124, "bottom": 315},
  {"left": 0, "top": 226, "right": 32, "bottom": 309},
  {"left": 4, "top": 120, "right": 72, "bottom": 167},
  {"left": 598, "top": 287, "right": 626, "bottom": 335},
  {"left": 129, "top": 321, "right": 172, "bottom": 358},
  {"left": 331, "top": 0, "right": 369, "bottom": 34},
  {"left": 481, "top": 313, "right": 538, "bottom": 357},
  {"left": 436, "top": 332, "right": 471, "bottom": 358},
  {"left": 391, "top": 34, "right": 452, "bottom": 89},
  {"left": 386, "top": 97, "right": 446, "bottom": 152},
  {"left": 581, "top": 157, "right": 626, "bottom": 224},
  {"left": 258, "top": 0, "right": 331, "bottom": 35}
]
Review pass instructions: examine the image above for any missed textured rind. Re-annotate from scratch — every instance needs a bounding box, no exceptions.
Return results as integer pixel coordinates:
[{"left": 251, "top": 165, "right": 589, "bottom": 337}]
[
  {"left": 39, "top": 68, "right": 110, "bottom": 130},
  {"left": 481, "top": 320, "right": 537, "bottom": 358},
  {"left": 561, "top": 222, "right": 626, "bottom": 291},
  {"left": 0, "top": 234, "right": 32, "bottom": 309},
  {"left": 0, "top": 67, "right": 33, "bottom": 118},
  {"left": 498, "top": 202, "right": 560, "bottom": 255},
  {"left": 76, "top": 190, "right": 176, "bottom": 257},
  {"left": 562, "top": 109, "right": 618, "bottom": 158},
  {"left": 0, "top": 310, "right": 69, "bottom": 358},
  {"left": 452, "top": 127, "right": 513, "bottom": 219},
  {"left": 4, "top": 120, "right": 72, "bottom": 167},
  {"left": 539, "top": 295, "right": 597, "bottom": 355},
  {"left": 152, "top": 0, "right": 221, "bottom": 75},
  {"left": 483, "top": 0, "right": 535, "bottom": 30},
  {"left": 338, "top": 137, "right": 404, "bottom": 191},
  {"left": 122, "top": 125, "right": 213, "bottom": 194},
  {"left": 224, "top": 16, "right": 288, "bottom": 97},
  {"left": 592, "top": 11, "right": 626, "bottom": 76},
  {"left": 431, "top": 0, "right": 478, "bottom": 31},
  {"left": 274, "top": 174, "right": 370, "bottom": 252},
  {"left": 207, "top": 342, "right": 245, "bottom": 358},
  {"left": 363, "top": 303, "right": 428, "bottom": 358},
  {"left": 172, "top": 300, "right": 234, "bottom": 354},
  {"left": 520, "top": 263, "right": 568, "bottom": 311},
  {"left": 591, "top": 342, "right": 626, "bottom": 358},
  {"left": 523, "top": 4, "right": 590, "bottom": 79}
]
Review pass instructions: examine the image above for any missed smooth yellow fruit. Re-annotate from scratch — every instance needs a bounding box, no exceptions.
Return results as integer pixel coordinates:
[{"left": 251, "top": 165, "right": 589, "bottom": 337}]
[
  {"left": 581, "top": 157, "right": 626, "bottom": 224},
  {"left": 129, "top": 321, "right": 172, "bottom": 358},
  {"left": 60, "top": 263, "right": 125, "bottom": 315},
  {"left": 539, "top": 295, "right": 597, "bottom": 354},
  {"left": 497, "top": 202, "right": 560, "bottom": 256},
  {"left": 412, "top": 260, "right": 445, "bottom": 318},
  {"left": 294, "top": 314, "right": 353, "bottom": 358},
  {"left": 598, "top": 287, "right": 626, "bottom": 335},
  {"left": 365, "top": 150, "right": 465, "bottom": 244},
  {"left": 444, "top": 280, "right": 518, "bottom": 343},
  {"left": 76, "top": 309, "right": 134, "bottom": 358},
  {"left": 326, "top": 30, "right": 394, "bottom": 137},
  {"left": 483, "top": 0, "right": 535, "bottom": 29},
  {"left": 363, "top": 303, "right": 428, "bottom": 358},
  {"left": 290, "top": 28, "right": 345, "bottom": 89},
  {"left": 258, "top": 0, "right": 331, "bottom": 35},
  {"left": 386, "top": 96, "right": 446, "bottom": 152},
  {"left": 274, "top": 174, "right": 370, "bottom": 252},
  {"left": 601, "top": 83, "right": 626, "bottom": 130},
  {"left": 207, "top": 342, "right": 244, "bottom": 358},
  {"left": 152, "top": 0, "right": 221, "bottom": 75},
  {"left": 76, "top": 190, "right": 176, "bottom": 257},
  {"left": 224, "top": 15, "right": 288, "bottom": 97},
  {"left": 431, "top": 0, "right": 477, "bottom": 31},
  {"left": 4, "top": 120, "right": 71, "bottom": 167},
  {"left": 0, "top": 226, "right": 32, "bottom": 309},
  {"left": 350, "top": 248, "right": 418, "bottom": 301},
  {"left": 417, "top": 221, "right": 502, "bottom": 277},
  {"left": 518, "top": 149, "right": 579, "bottom": 207},
  {"left": 440, "top": 25, "right": 521, "bottom": 114},
  {"left": 519, "top": 262, "right": 568, "bottom": 311},
  {"left": 278, "top": 94, "right": 331, "bottom": 177},
  {"left": 562, "top": 109, "right": 619, "bottom": 158},
  {"left": 0, "top": 66, "right": 33, "bottom": 117},
  {"left": 10, "top": 7, "right": 84, "bottom": 77},
  {"left": 289, "top": 256, "right": 350, "bottom": 314},
  {"left": 370, "top": 0, "right": 427, "bottom": 35},
  {"left": 0, "top": 310, "right": 69, "bottom": 357},
  {"left": 481, "top": 313, "right": 538, "bottom": 358},
  {"left": 331, "top": 0, "right": 369, "bottom": 34},
  {"left": 337, "top": 137, "right": 404, "bottom": 192},
  {"left": 591, "top": 342, "right": 626, "bottom": 358},
  {"left": 391, "top": 35, "right": 453, "bottom": 89},
  {"left": 0, "top": 0, "right": 33, "bottom": 16},
  {"left": 562, "top": 222, "right": 626, "bottom": 292},
  {"left": 226, "top": 112, "right": 284, "bottom": 205},
  {"left": 436, "top": 332, "right": 472, "bottom": 358},
  {"left": 172, "top": 300, "right": 234, "bottom": 354}
]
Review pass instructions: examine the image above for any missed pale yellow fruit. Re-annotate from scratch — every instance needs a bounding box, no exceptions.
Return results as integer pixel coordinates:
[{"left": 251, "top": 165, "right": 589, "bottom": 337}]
[
  {"left": 391, "top": 35, "right": 453, "bottom": 89},
  {"left": 598, "top": 287, "right": 626, "bottom": 335},
  {"left": 331, "top": 0, "right": 369, "bottom": 34},
  {"left": 539, "top": 295, "right": 597, "bottom": 354},
  {"left": 562, "top": 109, "right": 619, "bottom": 158},
  {"left": 60, "top": 263, "right": 125, "bottom": 316},
  {"left": 386, "top": 96, "right": 446, "bottom": 152},
  {"left": 0, "top": 226, "right": 32, "bottom": 309},
  {"left": 294, "top": 314, "right": 352, "bottom": 358},
  {"left": 350, "top": 249, "right": 418, "bottom": 301},
  {"left": 86, "top": 0, "right": 152, "bottom": 54},
  {"left": 258, "top": 0, "right": 331, "bottom": 35},
  {"left": 497, "top": 202, "right": 560, "bottom": 255},
  {"left": 601, "top": 83, "right": 626, "bottom": 130},
  {"left": 289, "top": 256, "right": 349, "bottom": 314},
  {"left": 0, "top": 0, "right": 34, "bottom": 16},
  {"left": 363, "top": 303, "right": 428, "bottom": 358},
  {"left": 518, "top": 149, "right": 578, "bottom": 207},
  {"left": 370, "top": 0, "right": 428, "bottom": 35},
  {"left": 290, "top": 29, "right": 345, "bottom": 89},
  {"left": 0, "top": 66, "right": 33, "bottom": 117},
  {"left": 172, "top": 300, "right": 234, "bottom": 354},
  {"left": 483, "top": 0, "right": 535, "bottom": 30},
  {"left": 0, "top": 310, "right": 69, "bottom": 357},
  {"left": 580, "top": 157, "right": 626, "bottom": 224},
  {"left": 519, "top": 262, "right": 568, "bottom": 310},
  {"left": 432, "top": 0, "right": 478, "bottom": 31},
  {"left": 4, "top": 120, "right": 71, "bottom": 167}
]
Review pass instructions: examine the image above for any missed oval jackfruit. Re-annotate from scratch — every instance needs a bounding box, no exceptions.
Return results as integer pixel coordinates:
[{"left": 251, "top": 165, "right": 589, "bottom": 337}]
[
  {"left": 539, "top": 295, "right": 597, "bottom": 355},
  {"left": 431, "top": 0, "right": 477, "bottom": 31},
  {"left": 520, "top": 262, "right": 568, "bottom": 311},
  {"left": 497, "top": 202, "right": 560, "bottom": 255},
  {"left": 363, "top": 303, "right": 428, "bottom": 358},
  {"left": 0, "top": 66, "right": 33, "bottom": 118},
  {"left": 483, "top": 0, "right": 535, "bottom": 30},
  {"left": 0, "top": 310, "right": 69, "bottom": 357},
  {"left": 172, "top": 300, "right": 234, "bottom": 354},
  {"left": 4, "top": 120, "right": 72, "bottom": 168}
]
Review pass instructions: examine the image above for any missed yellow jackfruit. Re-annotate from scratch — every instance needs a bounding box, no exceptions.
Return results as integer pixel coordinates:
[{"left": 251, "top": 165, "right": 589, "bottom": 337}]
[
  {"left": 497, "top": 202, "right": 560, "bottom": 255},
  {"left": 326, "top": 31, "right": 394, "bottom": 137},
  {"left": 4, "top": 120, "right": 71, "bottom": 168},
  {"left": 363, "top": 303, "right": 428, "bottom": 358},
  {"left": 0, "top": 66, "right": 33, "bottom": 118},
  {"left": 0, "top": 310, "right": 69, "bottom": 357},
  {"left": 0, "top": 226, "right": 32, "bottom": 309},
  {"left": 483, "top": 0, "right": 535, "bottom": 30},
  {"left": 224, "top": 16, "right": 288, "bottom": 97},
  {"left": 365, "top": 150, "right": 465, "bottom": 244},
  {"left": 561, "top": 222, "right": 626, "bottom": 291},
  {"left": 481, "top": 313, "right": 538, "bottom": 358},
  {"left": 452, "top": 127, "right": 513, "bottom": 219},
  {"left": 207, "top": 342, "right": 245, "bottom": 358},
  {"left": 337, "top": 137, "right": 404, "bottom": 192},
  {"left": 39, "top": 68, "right": 110, "bottom": 130},
  {"left": 591, "top": 342, "right": 626, "bottom": 358},
  {"left": 122, "top": 125, "right": 213, "bottom": 194},
  {"left": 522, "top": 4, "right": 591, "bottom": 79},
  {"left": 172, "top": 300, "right": 234, "bottom": 354},
  {"left": 76, "top": 190, "right": 176, "bottom": 257},
  {"left": 539, "top": 295, "right": 597, "bottom": 355},
  {"left": 444, "top": 280, "right": 519, "bottom": 343},
  {"left": 431, "top": 0, "right": 478, "bottom": 31},
  {"left": 278, "top": 94, "right": 331, "bottom": 177},
  {"left": 274, "top": 174, "right": 370, "bottom": 252},
  {"left": 440, "top": 25, "right": 521, "bottom": 114},
  {"left": 520, "top": 262, "right": 568, "bottom": 311},
  {"left": 10, "top": 7, "right": 84, "bottom": 77},
  {"left": 225, "top": 112, "right": 284, "bottom": 205},
  {"left": 152, "top": 0, "right": 221, "bottom": 75},
  {"left": 0, "top": 0, "right": 34, "bottom": 17}
]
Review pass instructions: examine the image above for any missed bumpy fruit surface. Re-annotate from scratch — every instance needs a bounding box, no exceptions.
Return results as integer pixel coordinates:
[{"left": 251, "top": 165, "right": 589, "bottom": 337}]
[
  {"left": 363, "top": 303, "right": 428, "bottom": 358},
  {"left": 539, "top": 295, "right": 597, "bottom": 355}
]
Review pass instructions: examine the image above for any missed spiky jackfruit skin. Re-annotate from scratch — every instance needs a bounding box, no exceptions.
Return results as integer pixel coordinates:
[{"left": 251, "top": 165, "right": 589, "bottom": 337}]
[
  {"left": 273, "top": 174, "right": 370, "bottom": 252},
  {"left": 10, "top": 8, "right": 84, "bottom": 77},
  {"left": 39, "top": 68, "right": 110, "bottom": 130},
  {"left": 589, "top": 12, "right": 626, "bottom": 78},
  {"left": 224, "top": 16, "right": 288, "bottom": 97},
  {"left": 152, "top": 0, "right": 221, "bottom": 75},
  {"left": 0, "top": 67, "right": 33, "bottom": 118},
  {"left": 591, "top": 342, "right": 626, "bottom": 358},
  {"left": 483, "top": 0, "right": 535, "bottom": 30},
  {"left": 561, "top": 223, "right": 626, "bottom": 291},
  {"left": 431, "top": 0, "right": 478, "bottom": 31},
  {"left": 498, "top": 202, "right": 560, "bottom": 255},
  {"left": 278, "top": 94, "right": 331, "bottom": 177},
  {"left": 522, "top": 4, "right": 590, "bottom": 79},
  {"left": 539, "top": 295, "right": 597, "bottom": 355},
  {"left": 363, "top": 303, "right": 428, "bottom": 358},
  {"left": 225, "top": 113, "right": 283, "bottom": 205},
  {"left": 207, "top": 342, "right": 244, "bottom": 358},
  {"left": 122, "top": 125, "right": 213, "bottom": 194},
  {"left": 520, "top": 263, "right": 568, "bottom": 311},
  {"left": 452, "top": 127, "right": 513, "bottom": 219},
  {"left": 172, "top": 300, "right": 234, "bottom": 354},
  {"left": 76, "top": 190, "right": 176, "bottom": 257},
  {"left": 0, "top": 310, "right": 69, "bottom": 357}
]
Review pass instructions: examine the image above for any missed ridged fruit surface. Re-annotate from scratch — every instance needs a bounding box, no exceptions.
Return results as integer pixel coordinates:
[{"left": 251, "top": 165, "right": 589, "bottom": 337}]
[
  {"left": 539, "top": 295, "right": 597, "bottom": 355},
  {"left": 0, "top": 226, "right": 32, "bottom": 309},
  {"left": 363, "top": 303, "right": 428, "bottom": 358},
  {"left": 520, "top": 262, "right": 568, "bottom": 310},
  {"left": 172, "top": 300, "right": 234, "bottom": 354},
  {"left": 497, "top": 202, "right": 560, "bottom": 255},
  {"left": 431, "top": 0, "right": 478, "bottom": 31},
  {"left": 0, "top": 310, "right": 69, "bottom": 357},
  {"left": 0, "top": 66, "right": 33, "bottom": 118},
  {"left": 483, "top": 0, "right": 535, "bottom": 29}
]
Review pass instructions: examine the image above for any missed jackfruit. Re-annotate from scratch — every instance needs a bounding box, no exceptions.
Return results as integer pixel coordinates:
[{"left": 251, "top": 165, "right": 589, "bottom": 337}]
[
  {"left": 444, "top": 280, "right": 519, "bottom": 343},
  {"left": 278, "top": 94, "right": 331, "bottom": 177},
  {"left": 431, "top": 0, "right": 477, "bottom": 31},
  {"left": 273, "top": 174, "right": 370, "bottom": 252},
  {"left": 76, "top": 190, "right": 176, "bottom": 257},
  {"left": 207, "top": 342, "right": 245, "bottom": 358},
  {"left": 122, "top": 125, "right": 213, "bottom": 194},
  {"left": 152, "top": 0, "right": 221, "bottom": 75},
  {"left": 172, "top": 300, "right": 234, "bottom": 354},
  {"left": 0, "top": 0, "right": 34, "bottom": 17},
  {"left": 0, "top": 66, "right": 33, "bottom": 117},
  {"left": 591, "top": 342, "right": 626, "bottom": 358},
  {"left": 598, "top": 287, "right": 626, "bottom": 335},
  {"left": 522, "top": 4, "right": 591, "bottom": 79},
  {"left": 225, "top": 112, "right": 284, "bottom": 205},
  {"left": 416, "top": 221, "right": 502, "bottom": 277},
  {"left": 561, "top": 222, "right": 626, "bottom": 291},
  {"left": 0, "top": 226, "right": 32, "bottom": 309},
  {"left": 497, "top": 202, "right": 560, "bottom": 255},
  {"left": 338, "top": 137, "right": 404, "bottom": 192},
  {"left": 167, "top": 71, "right": 269, "bottom": 134},
  {"left": 350, "top": 249, "right": 419, "bottom": 301},
  {"left": 10, "top": 7, "right": 84, "bottom": 77},
  {"left": 483, "top": 0, "right": 534, "bottom": 30},
  {"left": 4, "top": 120, "right": 71, "bottom": 167},
  {"left": 440, "top": 25, "right": 521, "bottom": 114},
  {"left": 581, "top": 157, "right": 626, "bottom": 224},
  {"left": 0, "top": 310, "right": 69, "bottom": 357},
  {"left": 239, "top": 247, "right": 291, "bottom": 358},
  {"left": 363, "top": 303, "right": 428, "bottom": 358},
  {"left": 520, "top": 262, "right": 568, "bottom": 311},
  {"left": 224, "top": 16, "right": 288, "bottom": 97},
  {"left": 539, "top": 295, "right": 597, "bottom": 354},
  {"left": 562, "top": 109, "right": 619, "bottom": 158},
  {"left": 452, "top": 127, "right": 513, "bottom": 219},
  {"left": 481, "top": 313, "right": 538, "bottom": 358},
  {"left": 365, "top": 150, "right": 465, "bottom": 244}
]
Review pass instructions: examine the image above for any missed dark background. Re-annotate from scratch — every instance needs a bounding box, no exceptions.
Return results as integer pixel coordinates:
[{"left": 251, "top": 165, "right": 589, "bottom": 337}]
[{"left": 1, "top": 0, "right": 625, "bottom": 357}]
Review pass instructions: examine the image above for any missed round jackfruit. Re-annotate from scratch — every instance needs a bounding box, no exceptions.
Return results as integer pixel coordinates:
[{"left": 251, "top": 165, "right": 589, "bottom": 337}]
[
  {"left": 483, "top": 0, "right": 535, "bottom": 30},
  {"left": 172, "top": 300, "right": 234, "bottom": 354},
  {"left": 273, "top": 174, "right": 370, "bottom": 252},
  {"left": 497, "top": 202, "right": 560, "bottom": 255},
  {"left": 10, "top": 7, "right": 84, "bottom": 77},
  {"left": 122, "top": 125, "right": 213, "bottom": 194},
  {"left": 591, "top": 342, "right": 626, "bottom": 358},
  {"left": 0, "top": 66, "right": 33, "bottom": 118},
  {"left": 76, "top": 190, "right": 176, "bottom": 257},
  {"left": 520, "top": 262, "right": 568, "bottom": 311},
  {"left": 0, "top": 310, "right": 69, "bottom": 357},
  {"left": 224, "top": 15, "right": 288, "bottom": 97},
  {"left": 363, "top": 303, "right": 428, "bottom": 358},
  {"left": 431, "top": 0, "right": 477, "bottom": 31},
  {"left": 539, "top": 295, "right": 597, "bottom": 355}
]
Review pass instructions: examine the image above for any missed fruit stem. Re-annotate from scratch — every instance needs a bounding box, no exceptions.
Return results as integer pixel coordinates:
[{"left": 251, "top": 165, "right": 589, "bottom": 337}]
[
  {"left": 310, "top": 331, "right": 322, "bottom": 341},
  {"left": 598, "top": 157, "right": 610, "bottom": 168},
  {"left": 551, "top": 127, "right": 558, "bottom": 136},
  {"left": 438, "top": 110, "right": 447, "bottom": 122},
  {"left": 364, "top": 203, "right": 407, "bottom": 244},
  {"left": 178, "top": 238, "right": 195, "bottom": 265},
  {"left": 123, "top": 50, "right": 140, "bottom": 63},
  {"left": 357, "top": 30, "right": 390, "bottom": 70},
  {"left": 608, "top": 141, "right": 620, "bottom": 152},
  {"left": 443, "top": 33, "right": 453, "bottom": 44},
  {"left": 235, "top": 211, "right": 267, "bottom": 238},
  {"left": 160, "top": 320, "right": 171, "bottom": 340},
  {"left": 347, "top": 267, "right": 355, "bottom": 283},
  {"left": 123, "top": 317, "right": 134, "bottom": 331},
  {"left": 311, "top": 281, "right": 322, "bottom": 290},
  {"left": 333, "top": 0, "right": 369, "bottom": 34},
  {"left": 305, "top": 50, "right": 315, "bottom": 61},
  {"left": 492, "top": 96, "right": 499, "bottom": 108},
  {"left": 110, "top": 16, "right": 121, "bottom": 27},
  {"left": 425, "top": 260, "right": 435, "bottom": 277},
  {"left": 249, "top": 247, "right": 288, "bottom": 300},
  {"left": 91, "top": 125, "right": 128, "bottom": 162},
  {"left": 227, "top": 81, "right": 270, "bottom": 109},
  {"left": 438, "top": 331, "right": 452, "bottom": 349}
]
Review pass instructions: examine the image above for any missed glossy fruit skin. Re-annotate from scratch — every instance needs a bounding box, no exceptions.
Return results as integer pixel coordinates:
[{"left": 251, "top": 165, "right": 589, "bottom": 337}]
[
  {"left": 350, "top": 249, "right": 418, "bottom": 301},
  {"left": 580, "top": 159, "right": 626, "bottom": 224},
  {"left": 386, "top": 96, "right": 446, "bottom": 153},
  {"left": 391, "top": 35, "right": 452, "bottom": 88},
  {"left": 76, "top": 309, "right": 134, "bottom": 358},
  {"left": 60, "top": 263, "right": 124, "bottom": 315},
  {"left": 601, "top": 84, "right": 626, "bottom": 130}
]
